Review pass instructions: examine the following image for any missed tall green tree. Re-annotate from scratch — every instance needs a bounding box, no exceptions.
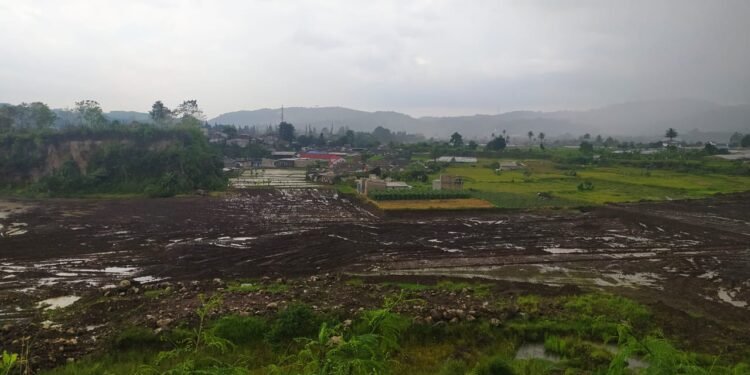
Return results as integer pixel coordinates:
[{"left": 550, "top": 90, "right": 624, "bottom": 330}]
[
  {"left": 665, "top": 128, "right": 678, "bottom": 142},
  {"left": 149, "top": 100, "right": 172, "bottom": 124},
  {"left": 0, "top": 102, "right": 56, "bottom": 129},
  {"left": 580, "top": 141, "right": 594, "bottom": 154},
  {"left": 75, "top": 100, "right": 107, "bottom": 128},
  {"left": 486, "top": 136, "right": 506, "bottom": 151},
  {"left": 449, "top": 132, "right": 463, "bottom": 147},
  {"left": 173, "top": 100, "right": 204, "bottom": 121},
  {"left": 527, "top": 130, "right": 534, "bottom": 149},
  {"left": 279, "top": 122, "right": 295, "bottom": 143},
  {"left": 0, "top": 110, "right": 11, "bottom": 132}
]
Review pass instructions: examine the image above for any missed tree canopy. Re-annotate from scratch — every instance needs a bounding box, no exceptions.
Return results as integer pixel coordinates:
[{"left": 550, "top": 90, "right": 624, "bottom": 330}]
[
  {"left": 0, "top": 102, "right": 56, "bottom": 130},
  {"left": 486, "top": 136, "right": 507, "bottom": 151},
  {"left": 279, "top": 122, "right": 295, "bottom": 143},
  {"left": 665, "top": 128, "right": 678, "bottom": 141},
  {"left": 449, "top": 132, "right": 463, "bottom": 147}
]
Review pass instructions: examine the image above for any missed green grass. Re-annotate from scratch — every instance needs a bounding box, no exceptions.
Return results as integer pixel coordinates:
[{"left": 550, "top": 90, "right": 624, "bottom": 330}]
[
  {"left": 435, "top": 158, "right": 750, "bottom": 209},
  {"left": 226, "top": 280, "right": 290, "bottom": 294},
  {"left": 38, "top": 291, "right": 750, "bottom": 375},
  {"left": 143, "top": 288, "right": 171, "bottom": 299}
]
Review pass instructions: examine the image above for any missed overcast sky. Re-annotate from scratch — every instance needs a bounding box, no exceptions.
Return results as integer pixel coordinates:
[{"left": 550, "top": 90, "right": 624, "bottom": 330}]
[{"left": 1, "top": 0, "right": 749, "bottom": 117}]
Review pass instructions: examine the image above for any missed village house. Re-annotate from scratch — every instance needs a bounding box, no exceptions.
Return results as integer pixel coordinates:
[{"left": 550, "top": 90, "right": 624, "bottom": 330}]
[
  {"left": 271, "top": 151, "right": 297, "bottom": 159},
  {"left": 496, "top": 161, "right": 524, "bottom": 171},
  {"left": 437, "top": 156, "right": 478, "bottom": 163},
  {"left": 357, "top": 175, "right": 412, "bottom": 195},
  {"left": 432, "top": 175, "right": 464, "bottom": 190}
]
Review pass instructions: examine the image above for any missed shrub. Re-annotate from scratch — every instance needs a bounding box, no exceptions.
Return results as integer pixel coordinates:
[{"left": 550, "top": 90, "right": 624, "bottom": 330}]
[
  {"left": 472, "top": 355, "right": 515, "bottom": 375},
  {"left": 439, "top": 359, "right": 469, "bottom": 375},
  {"left": 577, "top": 181, "right": 594, "bottom": 191},
  {"left": 267, "top": 304, "right": 320, "bottom": 343},
  {"left": 213, "top": 315, "right": 268, "bottom": 345},
  {"left": 114, "top": 326, "right": 161, "bottom": 350}
]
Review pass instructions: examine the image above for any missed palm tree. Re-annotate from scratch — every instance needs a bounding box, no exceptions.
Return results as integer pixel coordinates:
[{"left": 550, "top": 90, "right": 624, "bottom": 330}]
[
  {"left": 539, "top": 132, "right": 545, "bottom": 145},
  {"left": 527, "top": 131, "right": 534, "bottom": 149}
]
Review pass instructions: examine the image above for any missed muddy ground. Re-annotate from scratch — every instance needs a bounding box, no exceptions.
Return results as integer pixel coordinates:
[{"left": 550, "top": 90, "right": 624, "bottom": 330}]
[{"left": 0, "top": 189, "right": 748, "bottom": 370}]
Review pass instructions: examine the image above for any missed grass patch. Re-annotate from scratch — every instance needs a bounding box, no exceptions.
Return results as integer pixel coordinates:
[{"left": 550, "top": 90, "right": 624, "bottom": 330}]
[
  {"left": 143, "top": 288, "right": 170, "bottom": 299},
  {"left": 226, "top": 280, "right": 289, "bottom": 294},
  {"left": 384, "top": 282, "right": 432, "bottom": 292},
  {"left": 212, "top": 315, "right": 269, "bottom": 345},
  {"left": 344, "top": 278, "right": 364, "bottom": 287},
  {"left": 434, "top": 157, "right": 750, "bottom": 209}
]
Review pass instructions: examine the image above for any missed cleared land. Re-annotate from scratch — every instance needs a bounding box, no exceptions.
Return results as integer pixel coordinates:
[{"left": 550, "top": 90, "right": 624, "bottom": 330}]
[{"left": 1, "top": 190, "right": 749, "bottom": 372}]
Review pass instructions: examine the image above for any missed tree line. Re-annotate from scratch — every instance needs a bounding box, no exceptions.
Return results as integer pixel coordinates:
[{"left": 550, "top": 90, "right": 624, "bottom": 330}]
[{"left": 0, "top": 100, "right": 226, "bottom": 197}]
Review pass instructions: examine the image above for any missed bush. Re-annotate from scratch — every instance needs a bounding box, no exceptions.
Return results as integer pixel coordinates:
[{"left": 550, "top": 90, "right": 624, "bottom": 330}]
[
  {"left": 439, "top": 359, "right": 469, "bottom": 375},
  {"left": 114, "top": 326, "right": 161, "bottom": 350},
  {"left": 266, "top": 304, "right": 320, "bottom": 343},
  {"left": 472, "top": 355, "right": 515, "bottom": 375},
  {"left": 212, "top": 315, "right": 268, "bottom": 345},
  {"left": 577, "top": 181, "right": 594, "bottom": 191}
]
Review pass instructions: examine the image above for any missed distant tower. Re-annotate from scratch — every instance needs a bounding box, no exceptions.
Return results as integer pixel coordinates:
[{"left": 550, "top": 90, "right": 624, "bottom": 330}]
[{"left": 281, "top": 105, "right": 284, "bottom": 123}]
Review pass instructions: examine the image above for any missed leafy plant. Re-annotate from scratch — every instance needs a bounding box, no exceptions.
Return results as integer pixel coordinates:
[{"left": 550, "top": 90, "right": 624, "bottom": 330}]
[
  {"left": 577, "top": 181, "right": 594, "bottom": 191},
  {"left": 471, "top": 355, "right": 515, "bottom": 375},
  {"left": 138, "top": 293, "right": 236, "bottom": 374},
  {"left": 1, "top": 351, "right": 18, "bottom": 375},
  {"left": 266, "top": 304, "right": 321, "bottom": 345},
  {"left": 269, "top": 294, "right": 410, "bottom": 375},
  {"left": 213, "top": 315, "right": 268, "bottom": 345}
]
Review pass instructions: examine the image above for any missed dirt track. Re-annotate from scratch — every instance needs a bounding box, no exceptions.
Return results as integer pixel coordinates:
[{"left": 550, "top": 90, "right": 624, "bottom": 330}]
[{"left": 0, "top": 189, "right": 749, "bottom": 366}]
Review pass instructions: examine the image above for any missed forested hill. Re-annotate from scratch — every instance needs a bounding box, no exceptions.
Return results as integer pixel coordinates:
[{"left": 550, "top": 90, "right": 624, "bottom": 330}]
[
  {"left": 209, "top": 100, "right": 750, "bottom": 140},
  {"left": 0, "top": 125, "right": 225, "bottom": 197}
]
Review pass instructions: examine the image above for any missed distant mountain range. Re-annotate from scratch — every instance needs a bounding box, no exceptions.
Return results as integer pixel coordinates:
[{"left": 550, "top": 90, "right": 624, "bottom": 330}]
[
  {"left": 6, "top": 98, "right": 739, "bottom": 141},
  {"left": 209, "top": 99, "right": 750, "bottom": 141}
]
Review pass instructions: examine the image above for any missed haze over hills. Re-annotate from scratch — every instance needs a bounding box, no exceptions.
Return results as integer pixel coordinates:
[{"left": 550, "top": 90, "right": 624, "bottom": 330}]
[
  {"left": 30, "top": 98, "right": 748, "bottom": 142},
  {"left": 209, "top": 99, "right": 750, "bottom": 140}
]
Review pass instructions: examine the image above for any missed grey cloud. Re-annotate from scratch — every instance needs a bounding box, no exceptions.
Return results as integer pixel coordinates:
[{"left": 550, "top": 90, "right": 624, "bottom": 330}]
[{"left": 0, "top": 0, "right": 748, "bottom": 117}]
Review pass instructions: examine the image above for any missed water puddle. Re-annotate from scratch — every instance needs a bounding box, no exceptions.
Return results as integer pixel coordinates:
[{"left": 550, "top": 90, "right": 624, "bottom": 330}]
[
  {"left": 515, "top": 343, "right": 647, "bottom": 369},
  {"left": 37, "top": 296, "right": 80, "bottom": 310},
  {"left": 717, "top": 288, "right": 748, "bottom": 308},
  {"left": 543, "top": 247, "right": 587, "bottom": 254},
  {"left": 515, "top": 343, "right": 561, "bottom": 362}
]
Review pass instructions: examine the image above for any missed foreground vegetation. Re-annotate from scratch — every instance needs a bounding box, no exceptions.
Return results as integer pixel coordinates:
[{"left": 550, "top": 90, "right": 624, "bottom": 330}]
[{"left": 7, "top": 280, "right": 745, "bottom": 375}]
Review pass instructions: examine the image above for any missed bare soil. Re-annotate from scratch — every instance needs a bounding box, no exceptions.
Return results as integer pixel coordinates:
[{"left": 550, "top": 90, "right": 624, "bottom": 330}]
[{"left": 0, "top": 189, "right": 748, "bottom": 370}]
